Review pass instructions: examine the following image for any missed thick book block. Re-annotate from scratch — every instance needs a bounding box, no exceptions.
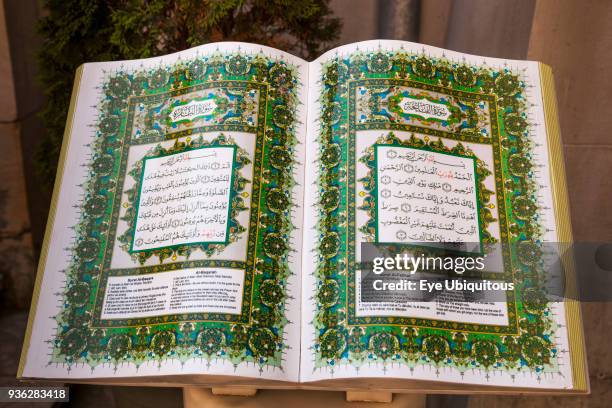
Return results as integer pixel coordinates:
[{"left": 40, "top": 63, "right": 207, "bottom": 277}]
[{"left": 18, "top": 40, "right": 587, "bottom": 395}]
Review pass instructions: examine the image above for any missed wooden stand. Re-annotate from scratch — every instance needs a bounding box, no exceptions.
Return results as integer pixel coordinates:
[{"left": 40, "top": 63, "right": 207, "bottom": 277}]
[
  {"left": 345, "top": 390, "right": 393, "bottom": 403},
  {"left": 183, "top": 387, "right": 426, "bottom": 406},
  {"left": 210, "top": 387, "right": 258, "bottom": 397}
]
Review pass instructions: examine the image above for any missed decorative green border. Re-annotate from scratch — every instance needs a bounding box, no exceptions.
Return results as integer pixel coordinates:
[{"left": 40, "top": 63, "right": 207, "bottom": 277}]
[
  {"left": 52, "top": 53, "right": 300, "bottom": 370},
  {"left": 130, "top": 145, "right": 236, "bottom": 250},
  {"left": 361, "top": 133, "right": 489, "bottom": 252},
  {"left": 120, "top": 135, "right": 248, "bottom": 261},
  {"left": 314, "top": 51, "right": 555, "bottom": 375},
  {"left": 348, "top": 78, "right": 513, "bottom": 333}
]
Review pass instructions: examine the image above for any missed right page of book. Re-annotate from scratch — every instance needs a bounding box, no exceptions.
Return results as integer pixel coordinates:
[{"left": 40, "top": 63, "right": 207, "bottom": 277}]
[{"left": 300, "top": 40, "right": 578, "bottom": 389}]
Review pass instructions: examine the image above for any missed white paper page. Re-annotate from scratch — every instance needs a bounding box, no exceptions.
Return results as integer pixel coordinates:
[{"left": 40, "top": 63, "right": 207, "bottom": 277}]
[
  {"left": 300, "top": 39, "right": 573, "bottom": 389},
  {"left": 22, "top": 42, "right": 308, "bottom": 382}
]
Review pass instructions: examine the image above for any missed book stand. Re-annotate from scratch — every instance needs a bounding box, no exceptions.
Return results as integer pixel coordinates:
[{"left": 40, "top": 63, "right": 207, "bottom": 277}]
[{"left": 183, "top": 387, "right": 426, "bottom": 405}]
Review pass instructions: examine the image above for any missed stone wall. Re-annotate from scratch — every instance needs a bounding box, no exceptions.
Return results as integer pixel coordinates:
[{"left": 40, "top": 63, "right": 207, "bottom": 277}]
[{"left": 0, "top": 1, "right": 36, "bottom": 311}]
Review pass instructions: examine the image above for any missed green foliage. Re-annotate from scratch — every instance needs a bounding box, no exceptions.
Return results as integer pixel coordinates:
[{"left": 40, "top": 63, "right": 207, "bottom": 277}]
[{"left": 36, "top": 0, "right": 341, "bottom": 186}]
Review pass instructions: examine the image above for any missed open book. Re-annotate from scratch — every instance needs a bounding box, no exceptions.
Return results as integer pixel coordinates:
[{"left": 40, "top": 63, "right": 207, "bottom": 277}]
[{"left": 19, "top": 40, "right": 588, "bottom": 394}]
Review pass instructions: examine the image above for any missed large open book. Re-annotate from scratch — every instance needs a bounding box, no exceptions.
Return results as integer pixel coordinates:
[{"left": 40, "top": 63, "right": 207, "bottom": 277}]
[{"left": 19, "top": 40, "right": 588, "bottom": 394}]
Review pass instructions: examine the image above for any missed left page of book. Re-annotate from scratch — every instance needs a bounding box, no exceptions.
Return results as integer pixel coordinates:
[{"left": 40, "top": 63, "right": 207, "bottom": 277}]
[{"left": 19, "top": 42, "right": 308, "bottom": 382}]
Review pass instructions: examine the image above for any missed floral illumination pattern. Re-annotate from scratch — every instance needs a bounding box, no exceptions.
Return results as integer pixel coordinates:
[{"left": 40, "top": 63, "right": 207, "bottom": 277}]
[
  {"left": 52, "top": 52, "right": 300, "bottom": 371},
  {"left": 313, "top": 49, "right": 555, "bottom": 377},
  {"left": 117, "top": 134, "right": 250, "bottom": 264}
]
